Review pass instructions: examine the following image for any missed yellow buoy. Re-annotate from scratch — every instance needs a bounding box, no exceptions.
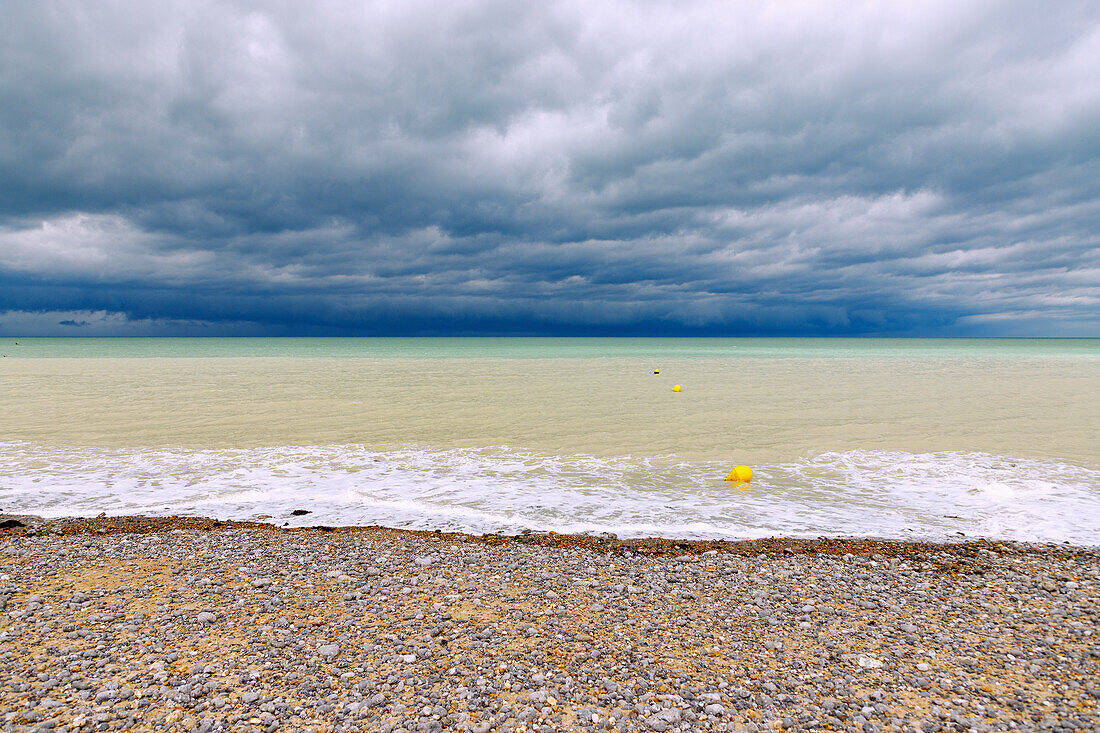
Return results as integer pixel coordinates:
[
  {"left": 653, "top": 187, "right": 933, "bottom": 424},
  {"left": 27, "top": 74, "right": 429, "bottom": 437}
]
[
  {"left": 672, "top": 384, "right": 682, "bottom": 392},
  {"left": 725, "top": 464, "right": 753, "bottom": 482},
  {"left": 654, "top": 369, "right": 660, "bottom": 374}
]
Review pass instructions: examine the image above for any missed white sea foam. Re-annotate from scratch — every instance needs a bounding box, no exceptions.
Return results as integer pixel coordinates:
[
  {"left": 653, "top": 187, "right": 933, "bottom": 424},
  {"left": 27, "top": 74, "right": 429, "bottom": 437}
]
[{"left": 1, "top": 441, "right": 1098, "bottom": 544}]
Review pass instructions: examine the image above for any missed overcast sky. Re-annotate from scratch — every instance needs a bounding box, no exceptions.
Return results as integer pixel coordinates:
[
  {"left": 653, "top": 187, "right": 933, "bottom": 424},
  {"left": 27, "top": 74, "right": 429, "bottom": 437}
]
[{"left": 1, "top": 0, "right": 1098, "bottom": 336}]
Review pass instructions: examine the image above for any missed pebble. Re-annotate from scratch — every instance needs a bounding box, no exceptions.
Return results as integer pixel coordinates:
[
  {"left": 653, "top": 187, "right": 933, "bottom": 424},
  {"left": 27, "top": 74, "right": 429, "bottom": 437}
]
[{"left": 0, "top": 516, "right": 1095, "bottom": 733}]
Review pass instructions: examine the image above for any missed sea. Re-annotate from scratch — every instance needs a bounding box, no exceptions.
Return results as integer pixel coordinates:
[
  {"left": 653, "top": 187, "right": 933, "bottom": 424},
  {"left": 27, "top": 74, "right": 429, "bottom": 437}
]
[{"left": 1, "top": 337, "right": 1098, "bottom": 544}]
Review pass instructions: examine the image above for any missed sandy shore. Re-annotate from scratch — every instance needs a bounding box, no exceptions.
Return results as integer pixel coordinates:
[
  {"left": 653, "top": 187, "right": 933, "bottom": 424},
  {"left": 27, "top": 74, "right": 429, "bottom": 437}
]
[{"left": 1, "top": 516, "right": 1096, "bottom": 732}]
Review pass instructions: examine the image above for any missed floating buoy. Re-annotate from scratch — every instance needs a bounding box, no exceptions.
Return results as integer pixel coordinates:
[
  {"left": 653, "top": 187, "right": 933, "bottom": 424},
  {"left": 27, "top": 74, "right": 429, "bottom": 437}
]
[
  {"left": 672, "top": 384, "right": 682, "bottom": 392},
  {"left": 654, "top": 369, "right": 660, "bottom": 374},
  {"left": 725, "top": 464, "right": 753, "bottom": 482}
]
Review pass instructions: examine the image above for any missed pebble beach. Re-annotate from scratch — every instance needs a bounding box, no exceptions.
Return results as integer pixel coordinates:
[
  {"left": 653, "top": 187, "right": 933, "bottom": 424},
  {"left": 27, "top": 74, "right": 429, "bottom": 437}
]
[{"left": 1, "top": 515, "right": 1097, "bottom": 733}]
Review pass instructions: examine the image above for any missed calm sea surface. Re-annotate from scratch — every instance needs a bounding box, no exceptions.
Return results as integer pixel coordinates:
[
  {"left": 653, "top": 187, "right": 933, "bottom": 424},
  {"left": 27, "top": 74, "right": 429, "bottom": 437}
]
[{"left": 1, "top": 337, "right": 1098, "bottom": 543}]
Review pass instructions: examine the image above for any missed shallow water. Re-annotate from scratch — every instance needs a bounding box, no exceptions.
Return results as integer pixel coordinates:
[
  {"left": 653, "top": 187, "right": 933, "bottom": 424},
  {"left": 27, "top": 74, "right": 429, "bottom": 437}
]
[{"left": 1, "top": 337, "right": 1097, "bottom": 543}]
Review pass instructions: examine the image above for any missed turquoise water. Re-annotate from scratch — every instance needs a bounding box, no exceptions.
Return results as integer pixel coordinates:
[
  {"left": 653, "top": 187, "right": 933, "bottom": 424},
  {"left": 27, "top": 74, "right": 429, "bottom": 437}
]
[
  {"left": 5, "top": 336, "right": 1097, "bottom": 359},
  {"left": 1, "top": 337, "right": 1098, "bottom": 543}
]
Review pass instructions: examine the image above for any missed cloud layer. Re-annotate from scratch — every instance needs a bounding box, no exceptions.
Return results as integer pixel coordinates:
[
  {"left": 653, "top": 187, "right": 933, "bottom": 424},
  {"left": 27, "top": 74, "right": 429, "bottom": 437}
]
[{"left": 2, "top": 0, "right": 1098, "bottom": 335}]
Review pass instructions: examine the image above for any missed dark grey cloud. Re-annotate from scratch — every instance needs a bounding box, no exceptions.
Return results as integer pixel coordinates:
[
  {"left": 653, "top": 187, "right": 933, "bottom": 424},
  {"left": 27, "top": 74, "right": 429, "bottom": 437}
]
[{"left": 1, "top": 0, "right": 1098, "bottom": 336}]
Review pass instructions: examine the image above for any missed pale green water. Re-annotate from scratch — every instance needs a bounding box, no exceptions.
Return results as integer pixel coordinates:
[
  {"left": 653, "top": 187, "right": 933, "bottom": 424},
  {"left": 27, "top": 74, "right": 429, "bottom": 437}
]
[
  {"left": 3, "top": 336, "right": 1097, "bottom": 360},
  {"left": 1, "top": 337, "right": 1098, "bottom": 542}
]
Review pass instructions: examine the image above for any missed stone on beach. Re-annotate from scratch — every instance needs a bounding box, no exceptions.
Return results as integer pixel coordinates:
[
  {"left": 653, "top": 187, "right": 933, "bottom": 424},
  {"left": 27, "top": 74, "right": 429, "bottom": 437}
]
[{"left": 0, "top": 515, "right": 1096, "bottom": 733}]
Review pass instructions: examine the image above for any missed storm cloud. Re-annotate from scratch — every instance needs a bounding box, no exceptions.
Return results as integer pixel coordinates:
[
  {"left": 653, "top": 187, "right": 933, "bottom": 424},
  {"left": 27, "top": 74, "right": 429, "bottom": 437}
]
[{"left": 1, "top": 0, "right": 1098, "bottom": 335}]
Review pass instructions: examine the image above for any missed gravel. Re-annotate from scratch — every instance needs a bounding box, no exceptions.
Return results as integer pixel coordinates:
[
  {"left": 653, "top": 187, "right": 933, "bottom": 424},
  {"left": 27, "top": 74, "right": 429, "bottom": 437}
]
[{"left": 0, "top": 515, "right": 1096, "bottom": 732}]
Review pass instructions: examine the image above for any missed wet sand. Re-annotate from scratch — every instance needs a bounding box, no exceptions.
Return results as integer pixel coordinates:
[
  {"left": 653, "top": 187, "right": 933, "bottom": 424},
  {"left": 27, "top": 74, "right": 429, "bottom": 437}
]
[{"left": 1, "top": 515, "right": 1097, "bottom": 732}]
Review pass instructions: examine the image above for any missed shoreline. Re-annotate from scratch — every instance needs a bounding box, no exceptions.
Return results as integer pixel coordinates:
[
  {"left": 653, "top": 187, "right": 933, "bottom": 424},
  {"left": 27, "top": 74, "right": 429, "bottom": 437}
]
[
  {"left": 2, "top": 514, "right": 1096, "bottom": 732},
  {"left": 2, "top": 512, "right": 1091, "bottom": 559}
]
